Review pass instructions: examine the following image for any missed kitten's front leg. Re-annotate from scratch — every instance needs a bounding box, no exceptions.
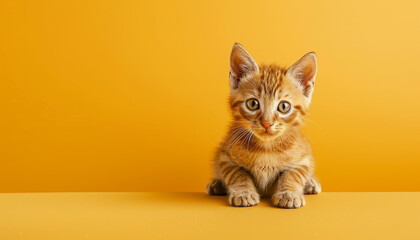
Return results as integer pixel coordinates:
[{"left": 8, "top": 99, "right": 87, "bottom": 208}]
[
  {"left": 304, "top": 177, "right": 321, "bottom": 195},
  {"left": 272, "top": 162, "right": 311, "bottom": 209},
  {"left": 218, "top": 155, "right": 260, "bottom": 207}
]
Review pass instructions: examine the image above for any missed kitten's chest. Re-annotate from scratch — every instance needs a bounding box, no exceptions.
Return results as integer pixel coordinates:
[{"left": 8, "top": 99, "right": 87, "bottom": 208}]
[{"left": 249, "top": 152, "right": 286, "bottom": 195}]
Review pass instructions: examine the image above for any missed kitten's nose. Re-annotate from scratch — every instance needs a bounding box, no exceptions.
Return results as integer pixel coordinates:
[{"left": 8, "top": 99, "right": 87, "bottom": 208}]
[{"left": 261, "top": 122, "right": 273, "bottom": 130}]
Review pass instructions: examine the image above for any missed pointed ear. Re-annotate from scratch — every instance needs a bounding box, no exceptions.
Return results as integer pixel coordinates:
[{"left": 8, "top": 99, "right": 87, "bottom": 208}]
[
  {"left": 229, "top": 43, "right": 259, "bottom": 90},
  {"left": 286, "top": 52, "right": 317, "bottom": 101}
]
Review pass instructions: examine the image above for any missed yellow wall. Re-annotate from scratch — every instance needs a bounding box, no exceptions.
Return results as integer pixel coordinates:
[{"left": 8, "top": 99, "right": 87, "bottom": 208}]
[{"left": 1, "top": 0, "right": 419, "bottom": 192}]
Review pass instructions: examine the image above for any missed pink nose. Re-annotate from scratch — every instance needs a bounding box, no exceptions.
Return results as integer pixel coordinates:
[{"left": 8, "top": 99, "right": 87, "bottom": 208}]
[{"left": 262, "top": 122, "right": 273, "bottom": 130}]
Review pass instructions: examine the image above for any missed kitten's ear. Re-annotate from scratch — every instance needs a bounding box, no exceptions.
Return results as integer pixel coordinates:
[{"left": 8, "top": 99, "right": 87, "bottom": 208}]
[
  {"left": 229, "top": 43, "right": 259, "bottom": 90},
  {"left": 286, "top": 52, "right": 317, "bottom": 101}
]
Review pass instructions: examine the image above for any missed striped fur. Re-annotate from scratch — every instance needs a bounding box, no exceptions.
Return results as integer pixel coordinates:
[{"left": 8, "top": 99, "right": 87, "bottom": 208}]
[{"left": 207, "top": 44, "right": 321, "bottom": 208}]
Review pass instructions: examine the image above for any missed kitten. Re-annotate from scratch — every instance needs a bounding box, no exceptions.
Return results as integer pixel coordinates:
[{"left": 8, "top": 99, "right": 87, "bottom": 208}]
[{"left": 206, "top": 43, "right": 321, "bottom": 208}]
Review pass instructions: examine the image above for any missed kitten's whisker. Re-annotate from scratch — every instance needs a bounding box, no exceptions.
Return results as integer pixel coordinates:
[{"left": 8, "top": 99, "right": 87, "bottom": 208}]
[
  {"left": 302, "top": 117, "right": 322, "bottom": 129},
  {"left": 294, "top": 130, "right": 310, "bottom": 150},
  {"left": 246, "top": 131, "right": 254, "bottom": 152},
  {"left": 216, "top": 125, "right": 243, "bottom": 145},
  {"left": 229, "top": 130, "right": 249, "bottom": 157},
  {"left": 234, "top": 131, "right": 247, "bottom": 156},
  {"left": 238, "top": 131, "right": 252, "bottom": 157},
  {"left": 224, "top": 129, "right": 246, "bottom": 155},
  {"left": 292, "top": 130, "right": 309, "bottom": 147},
  {"left": 219, "top": 125, "right": 243, "bottom": 138},
  {"left": 298, "top": 129, "right": 312, "bottom": 144},
  {"left": 226, "top": 131, "right": 245, "bottom": 158},
  {"left": 219, "top": 128, "right": 244, "bottom": 156},
  {"left": 239, "top": 131, "right": 251, "bottom": 153}
]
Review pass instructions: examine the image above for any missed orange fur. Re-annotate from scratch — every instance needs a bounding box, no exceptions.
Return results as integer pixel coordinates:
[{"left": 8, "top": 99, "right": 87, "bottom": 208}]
[{"left": 207, "top": 43, "right": 321, "bottom": 208}]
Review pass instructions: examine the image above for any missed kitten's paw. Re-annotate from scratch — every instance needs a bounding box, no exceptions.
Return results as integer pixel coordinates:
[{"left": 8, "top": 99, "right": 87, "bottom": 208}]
[
  {"left": 206, "top": 179, "right": 227, "bottom": 196},
  {"left": 228, "top": 190, "right": 260, "bottom": 207},
  {"left": 304, "top": 178, "right": 321, "bottom": 195},
  {"left": 272, "top": 191, "right": 305, "bottom": 209}
]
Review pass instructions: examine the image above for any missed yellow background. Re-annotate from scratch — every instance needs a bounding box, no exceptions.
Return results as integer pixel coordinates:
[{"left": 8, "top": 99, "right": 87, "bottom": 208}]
[{"left": 1, "top": 0, "right": 419, "bottom": 192}]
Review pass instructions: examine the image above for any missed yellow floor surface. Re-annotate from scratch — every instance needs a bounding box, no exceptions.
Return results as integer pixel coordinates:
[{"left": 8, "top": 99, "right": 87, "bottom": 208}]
[{"left": 1, "top": 192, "right": 419, "bottom": 239}]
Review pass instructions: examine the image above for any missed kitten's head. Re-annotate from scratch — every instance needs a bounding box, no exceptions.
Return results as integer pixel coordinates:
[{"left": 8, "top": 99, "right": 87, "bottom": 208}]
[{"left": 229, "top": 43, "right": 317, "bottom": 142}]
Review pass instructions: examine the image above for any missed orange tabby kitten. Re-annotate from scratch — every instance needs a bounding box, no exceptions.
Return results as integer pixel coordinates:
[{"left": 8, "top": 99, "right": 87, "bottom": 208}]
[{"left": 207, "top": 43, "right": 321, "bottom": 208}]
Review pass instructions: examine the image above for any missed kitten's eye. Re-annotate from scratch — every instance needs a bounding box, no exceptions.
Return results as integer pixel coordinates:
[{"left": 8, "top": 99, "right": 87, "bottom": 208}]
[
  {"left": 246, "top": 99, "right": 259, "bottom": 111},
  {"left": 278, "top": 101, "right": 291, "bottom": 113}
]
